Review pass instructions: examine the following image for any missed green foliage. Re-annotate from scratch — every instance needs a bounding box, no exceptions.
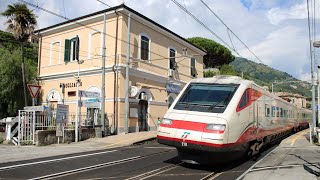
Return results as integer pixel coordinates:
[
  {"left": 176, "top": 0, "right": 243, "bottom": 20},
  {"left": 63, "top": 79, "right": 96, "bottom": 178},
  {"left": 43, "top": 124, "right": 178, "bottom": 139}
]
[
  {"left": 204, "top": 70, "right": 219, "bottom": 77},
  {"left": 1, "top": 3, "right": 37, "bottom": 42},
  {"left": 220, "top": 64, "right": 238, "bottom": 76},
  {"left": 230, "top": 57, "right": 312, "bottom": 98},
  {"left": 187, "top": 37, "right": 235, "bottom": 68},
  {"left": 0, "top": 30, "right": 38, "bottom": 118}
]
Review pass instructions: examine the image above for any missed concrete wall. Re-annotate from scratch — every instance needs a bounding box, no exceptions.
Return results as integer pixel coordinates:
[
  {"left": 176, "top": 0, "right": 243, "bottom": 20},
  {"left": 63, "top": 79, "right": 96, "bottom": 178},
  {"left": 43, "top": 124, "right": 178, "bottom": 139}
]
[{"left": 35, "top": 128, "right": 95, "bottom": 146}]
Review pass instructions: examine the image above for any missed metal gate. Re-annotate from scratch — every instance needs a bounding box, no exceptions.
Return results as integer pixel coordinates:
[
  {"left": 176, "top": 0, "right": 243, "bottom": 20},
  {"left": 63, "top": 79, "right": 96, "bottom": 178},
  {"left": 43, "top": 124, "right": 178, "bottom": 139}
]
[{"left": 18, "top": 110, "right": 36, "bottom": 145}]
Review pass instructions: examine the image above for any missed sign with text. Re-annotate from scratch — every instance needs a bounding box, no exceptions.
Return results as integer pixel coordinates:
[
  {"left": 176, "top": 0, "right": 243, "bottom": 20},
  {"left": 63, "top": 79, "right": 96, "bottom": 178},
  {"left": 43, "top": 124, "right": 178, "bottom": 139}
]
[
  {"left": 79, "top": 90, "right": 100, "bottom": 98},
  {"left": 166, "top": 84, "right": 181, "bottom": 94},
  {"left": 80, "top": 101, "right": 100, "bottom": 108},
  {"left": 56, "top": 104, "right": 69, "bottom": 124},
  {"left": 24, "top": 106, "right": 47, "bottom": 112}
]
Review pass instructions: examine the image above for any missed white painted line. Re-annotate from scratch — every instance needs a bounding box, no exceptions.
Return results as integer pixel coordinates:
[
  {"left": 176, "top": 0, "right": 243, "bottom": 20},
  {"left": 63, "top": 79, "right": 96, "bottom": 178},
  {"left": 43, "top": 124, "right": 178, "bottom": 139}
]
[
  {"left": 30, "top": 156, "right": 141, "bottom": 180},
  {"left": 0, "top": 150, "right": 117, "bottom": 171},
  {"left": 126, "top": 162, "right": 184, "bottom": 180},
  {"left": 200, "top": 172, "right": 216, "bottom": 180},
  {"left": 249, "top": 164, "right": 302, "bottom": 172},
  {"left": 144, "top": 147, "right": 176, "bottom": 150},
  {"left": 236, "top": 147, "right": 278, "bottom": 180}
]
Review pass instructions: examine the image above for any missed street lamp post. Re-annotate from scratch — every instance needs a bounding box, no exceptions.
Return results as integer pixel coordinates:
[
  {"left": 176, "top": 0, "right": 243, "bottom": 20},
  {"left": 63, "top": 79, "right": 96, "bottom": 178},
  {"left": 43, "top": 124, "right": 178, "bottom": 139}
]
[
  {"left": 313, "top": 41, "right": 320, "bottom": 140},
  {"left": 75, "top": 60, "right": 84, "bottom": 142}
]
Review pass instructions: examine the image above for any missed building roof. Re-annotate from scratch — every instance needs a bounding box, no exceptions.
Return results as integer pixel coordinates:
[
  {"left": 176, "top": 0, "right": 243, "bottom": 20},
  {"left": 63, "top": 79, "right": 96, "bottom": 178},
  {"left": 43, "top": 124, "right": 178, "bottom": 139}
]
[{"left": 34, "top": 4, "right": 206, "bottom": 55}]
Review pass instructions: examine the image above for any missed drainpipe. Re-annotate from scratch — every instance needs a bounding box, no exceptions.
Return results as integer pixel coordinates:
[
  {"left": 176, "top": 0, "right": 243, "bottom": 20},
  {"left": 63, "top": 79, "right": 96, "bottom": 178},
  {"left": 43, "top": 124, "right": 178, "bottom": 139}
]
[
  {"left": 37, "top": 33, "right": 42, "bottom": 78},
  {"left": 101, "top": 13, "right": 107, "bottom": 136},
  {"left": 124, "top": 13, "right": 131, "bottom": 134},
  {"left": 113, "top": 10, "right": 119, "bottom": 135}
]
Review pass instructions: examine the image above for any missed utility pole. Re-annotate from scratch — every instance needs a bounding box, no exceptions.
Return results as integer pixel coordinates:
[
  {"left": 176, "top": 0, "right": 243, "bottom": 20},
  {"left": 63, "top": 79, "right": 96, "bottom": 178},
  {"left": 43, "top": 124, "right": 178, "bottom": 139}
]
[
  {"left": 75, "top": 60, "right": 84, "bottom": 142},
  {"left": 317, "top": 65, "right": 320, "bottom": 128},
  {"left": 124, "top": 13, "right": 131, "bottom": 134},
  {"left": 101, "top": 13, "right": 107, "bottom": 136}
]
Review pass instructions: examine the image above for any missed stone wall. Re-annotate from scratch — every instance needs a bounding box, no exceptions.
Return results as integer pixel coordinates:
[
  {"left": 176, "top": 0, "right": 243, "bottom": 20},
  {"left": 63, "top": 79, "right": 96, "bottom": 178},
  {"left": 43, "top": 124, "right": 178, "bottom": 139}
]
[{"left": 36, "top": 128, "right": 96, "bottom": 146}]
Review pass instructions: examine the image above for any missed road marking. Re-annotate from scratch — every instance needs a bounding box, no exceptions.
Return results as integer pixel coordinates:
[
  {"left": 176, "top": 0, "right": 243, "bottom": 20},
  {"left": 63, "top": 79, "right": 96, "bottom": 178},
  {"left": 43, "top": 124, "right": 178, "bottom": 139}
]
[
  {"left": 0, "top": 150, "right": 117, "bottom": 171},
  {"left": 30, "top": 156, "right": 141, "bottom": 180},
  {"left": 236, "top": 147, "right": 278, "bottom": 180},
  {"left": 144, "top": 147, "right": 175, "bottom": 150},
  {"left": 200, "top": 172, "right": 217, "bottom": 180},
  {"left": 125, "top": 162, "right": 184, "bottom": 180},
  {"left": 290, "top": 131, "right": 307, "bottom": 146}
]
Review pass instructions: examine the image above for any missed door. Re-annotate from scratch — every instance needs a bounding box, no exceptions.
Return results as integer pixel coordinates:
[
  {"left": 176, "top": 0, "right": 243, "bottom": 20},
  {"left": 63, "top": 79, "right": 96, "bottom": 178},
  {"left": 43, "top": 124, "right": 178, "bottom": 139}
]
[{"left": 138, "top": 100, "right": 148, "bottom": 131}]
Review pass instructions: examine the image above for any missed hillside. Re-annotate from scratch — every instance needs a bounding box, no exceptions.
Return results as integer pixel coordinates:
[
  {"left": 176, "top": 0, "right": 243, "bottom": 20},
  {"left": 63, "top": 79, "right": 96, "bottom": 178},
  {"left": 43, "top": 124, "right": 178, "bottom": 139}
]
[{"left": 230, "top": 57, "right": 312, "bottom": 98}]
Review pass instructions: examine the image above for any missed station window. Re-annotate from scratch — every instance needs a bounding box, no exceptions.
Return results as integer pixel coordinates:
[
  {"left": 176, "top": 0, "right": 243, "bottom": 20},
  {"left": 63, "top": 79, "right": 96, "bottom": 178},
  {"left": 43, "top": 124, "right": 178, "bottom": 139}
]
[
  {"left": 140, "top": 35, "right": 150, "bottom": 61},
  {"left": 169, "top": 48, "right": 177, "bottom": 70},
  {"left": 64, "top": 36, "right": 80, "bottom": 62},
  {"left": 190, "top": 57, "right": 197, "bottom": 77}
]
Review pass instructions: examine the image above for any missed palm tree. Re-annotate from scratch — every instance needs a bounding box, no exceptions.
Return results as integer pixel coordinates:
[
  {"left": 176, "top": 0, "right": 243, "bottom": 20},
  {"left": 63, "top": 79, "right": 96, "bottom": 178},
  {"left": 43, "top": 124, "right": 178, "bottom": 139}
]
[{"left": 1, "top": 3, "right": 37, "bottom": 106}]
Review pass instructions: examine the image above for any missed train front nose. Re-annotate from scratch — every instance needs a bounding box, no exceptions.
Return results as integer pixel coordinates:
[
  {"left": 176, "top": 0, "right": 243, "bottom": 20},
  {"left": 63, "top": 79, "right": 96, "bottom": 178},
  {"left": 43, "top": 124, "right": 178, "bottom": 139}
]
[{"left": 157, "top": 117, "right": 228, "bottom": 148}]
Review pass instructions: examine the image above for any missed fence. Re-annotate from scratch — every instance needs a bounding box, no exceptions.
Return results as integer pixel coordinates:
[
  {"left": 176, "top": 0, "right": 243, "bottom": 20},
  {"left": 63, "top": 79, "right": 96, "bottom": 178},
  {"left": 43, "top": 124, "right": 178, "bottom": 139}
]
[{"left": 18, "top": 110, "right": 99, "bottom": 145}]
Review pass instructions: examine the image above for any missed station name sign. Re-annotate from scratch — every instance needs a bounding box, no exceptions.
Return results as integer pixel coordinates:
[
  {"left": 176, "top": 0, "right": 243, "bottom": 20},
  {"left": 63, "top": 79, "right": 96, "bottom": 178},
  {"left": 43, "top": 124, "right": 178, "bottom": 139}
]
[
  {"left": 60, "top": 82, "right": 82, "bottom": 89},
  {"left": 166, "top": 84, "right": 181, "bottom": 94}
]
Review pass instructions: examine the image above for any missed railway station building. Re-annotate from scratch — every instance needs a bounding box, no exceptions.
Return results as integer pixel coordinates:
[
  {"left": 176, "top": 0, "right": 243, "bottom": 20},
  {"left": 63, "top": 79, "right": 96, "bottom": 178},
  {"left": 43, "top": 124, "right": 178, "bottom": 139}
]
[{"left": 35, "top": 4, "right": 206, "bottom": 134}]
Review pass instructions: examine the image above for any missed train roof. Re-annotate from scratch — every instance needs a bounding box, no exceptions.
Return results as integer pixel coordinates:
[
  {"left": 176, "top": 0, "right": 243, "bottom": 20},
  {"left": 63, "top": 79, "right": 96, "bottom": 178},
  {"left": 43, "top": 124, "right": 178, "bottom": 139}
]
[
  {"left": 191, "top": 76, "right": 310, "bottom": 111},
  {"left": 190, "top": 75, "right": 253, "bottom": 85}
]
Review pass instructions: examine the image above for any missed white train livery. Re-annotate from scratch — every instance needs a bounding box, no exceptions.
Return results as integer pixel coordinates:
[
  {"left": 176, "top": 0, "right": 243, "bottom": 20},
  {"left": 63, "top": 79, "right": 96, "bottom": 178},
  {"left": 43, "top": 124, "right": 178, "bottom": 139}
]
[{"left": 157, "top": 76, "right": 311, "bottom": 164}]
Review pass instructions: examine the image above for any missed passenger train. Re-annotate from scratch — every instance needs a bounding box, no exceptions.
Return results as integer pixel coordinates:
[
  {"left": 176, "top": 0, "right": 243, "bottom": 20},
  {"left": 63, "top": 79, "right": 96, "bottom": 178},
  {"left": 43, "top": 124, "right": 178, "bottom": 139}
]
[{"left": 157, "top": 76, "right": 311, "bottom": 164}]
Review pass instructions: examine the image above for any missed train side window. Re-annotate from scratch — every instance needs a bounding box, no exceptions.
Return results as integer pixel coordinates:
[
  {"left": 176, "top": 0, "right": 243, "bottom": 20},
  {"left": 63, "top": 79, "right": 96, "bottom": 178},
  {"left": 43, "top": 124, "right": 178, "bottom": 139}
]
[
  {"left": 272, "top": 106, "right": 275, "bottom": 117},
  {"left": 284, "top": 110, "right": 287, "bottom": 118},
  {"left": 265, "top": 104, "right": 270, "bottom": 117},
  {"left": 280, "top": 108, "right": 283, "bottom": 117},
  {"left": 239, "top": 90, "right": 248, "bottom": 109},
  {"left": 276, "top": 107, "right": 280, "bottom": 117}
]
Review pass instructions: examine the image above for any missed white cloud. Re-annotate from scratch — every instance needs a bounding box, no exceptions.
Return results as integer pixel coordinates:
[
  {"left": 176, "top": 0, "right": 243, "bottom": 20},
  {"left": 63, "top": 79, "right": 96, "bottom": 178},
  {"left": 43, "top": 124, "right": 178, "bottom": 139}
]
[{"left": 267, "top": 2, "right": 308, "bottom": 25}]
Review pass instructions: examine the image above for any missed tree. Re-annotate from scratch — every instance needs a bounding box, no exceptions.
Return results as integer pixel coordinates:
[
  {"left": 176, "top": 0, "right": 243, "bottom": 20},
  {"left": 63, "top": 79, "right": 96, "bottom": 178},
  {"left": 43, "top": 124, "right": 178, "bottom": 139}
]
[
  {"left": 187, "top": 37, "right": 235, "bottom": 68},
  {"left": 0, "top": 47, "right": 37, "bottom": 118},
  {"left": 1, "top": 3, "right": 37, "bottom": 107},
  {"left": 220, "top": 64, "right": 237, "bottom": 76}
]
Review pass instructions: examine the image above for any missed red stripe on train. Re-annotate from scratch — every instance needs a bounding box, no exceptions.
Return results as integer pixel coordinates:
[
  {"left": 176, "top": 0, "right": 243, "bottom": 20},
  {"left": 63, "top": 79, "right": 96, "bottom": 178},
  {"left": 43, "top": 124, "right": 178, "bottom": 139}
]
[{"left": 158, "top": 125, "right": 294, "bottom": 148}]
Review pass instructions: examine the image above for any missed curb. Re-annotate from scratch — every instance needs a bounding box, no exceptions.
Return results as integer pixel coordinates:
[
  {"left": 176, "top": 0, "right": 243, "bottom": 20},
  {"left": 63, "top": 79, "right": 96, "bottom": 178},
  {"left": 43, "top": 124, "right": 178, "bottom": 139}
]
[{"left": 132, "top": 137, "right": 157, "bottom": 145}]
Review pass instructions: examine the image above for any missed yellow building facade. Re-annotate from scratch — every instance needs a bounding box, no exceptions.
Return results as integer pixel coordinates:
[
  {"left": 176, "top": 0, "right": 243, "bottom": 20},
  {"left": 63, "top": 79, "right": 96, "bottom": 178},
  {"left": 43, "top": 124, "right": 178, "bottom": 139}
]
[{"left": 35, "top": 5, "right": 206, "bottom": 134}]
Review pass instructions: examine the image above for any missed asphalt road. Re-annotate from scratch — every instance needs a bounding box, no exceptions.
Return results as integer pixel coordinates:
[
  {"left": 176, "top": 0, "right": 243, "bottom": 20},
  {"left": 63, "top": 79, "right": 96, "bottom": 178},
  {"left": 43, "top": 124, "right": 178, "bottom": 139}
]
[{"left": 0, "top": 140, "right": 277, "bottom": 180}]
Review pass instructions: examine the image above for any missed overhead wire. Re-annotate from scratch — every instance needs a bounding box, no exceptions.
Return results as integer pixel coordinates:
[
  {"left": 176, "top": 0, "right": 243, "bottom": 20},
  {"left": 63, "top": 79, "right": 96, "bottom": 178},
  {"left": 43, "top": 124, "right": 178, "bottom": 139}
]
[
  {"left": 200, "top": 0, "right": 264, "bottom": 65},
  {"left": 170, "top": 0, "right": 257, "bottom": 72}
]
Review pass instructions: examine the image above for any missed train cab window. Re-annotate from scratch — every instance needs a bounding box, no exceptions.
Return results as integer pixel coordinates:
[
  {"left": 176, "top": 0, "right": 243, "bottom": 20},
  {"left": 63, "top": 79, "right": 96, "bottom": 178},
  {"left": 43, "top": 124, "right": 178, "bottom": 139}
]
[
  {"left": 174, "top": 83, "right": 239, "bottom": 113},
  {"left": 265, "top": 104, "right": 270, "bottom": 117}
]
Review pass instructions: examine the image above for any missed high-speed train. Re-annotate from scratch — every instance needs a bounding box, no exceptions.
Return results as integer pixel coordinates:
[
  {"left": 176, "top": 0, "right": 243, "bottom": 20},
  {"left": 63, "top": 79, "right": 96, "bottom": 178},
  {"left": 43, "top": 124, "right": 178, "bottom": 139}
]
[{"left": 157, "top": 76, "right": 311, "bottom": 164}]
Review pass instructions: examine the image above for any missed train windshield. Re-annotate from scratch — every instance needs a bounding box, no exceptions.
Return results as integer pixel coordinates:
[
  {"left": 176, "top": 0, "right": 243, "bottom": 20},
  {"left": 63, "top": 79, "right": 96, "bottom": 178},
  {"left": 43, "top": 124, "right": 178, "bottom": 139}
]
[{"left": 174, "top": 83, "right": 239, "bottom": 113}]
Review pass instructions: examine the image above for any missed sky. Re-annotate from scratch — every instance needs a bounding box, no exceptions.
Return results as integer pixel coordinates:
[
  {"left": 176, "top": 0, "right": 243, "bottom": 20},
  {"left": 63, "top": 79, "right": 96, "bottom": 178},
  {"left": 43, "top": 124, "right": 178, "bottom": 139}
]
[{"left": 0, "top": 0, "right": 318, "bottom": 81}]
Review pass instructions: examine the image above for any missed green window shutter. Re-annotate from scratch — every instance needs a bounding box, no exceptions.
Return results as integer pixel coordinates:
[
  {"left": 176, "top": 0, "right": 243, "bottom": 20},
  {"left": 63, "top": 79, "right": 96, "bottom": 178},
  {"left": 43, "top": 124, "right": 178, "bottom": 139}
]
[
  {"left": 191, "top": 57, "right": 196, "bottom": 77},
  {"left": 64, "top": 39, "right": 71, "bottom": 63},
  {"left": 76, "top": 36, "right": 80, "bottom": 60}
]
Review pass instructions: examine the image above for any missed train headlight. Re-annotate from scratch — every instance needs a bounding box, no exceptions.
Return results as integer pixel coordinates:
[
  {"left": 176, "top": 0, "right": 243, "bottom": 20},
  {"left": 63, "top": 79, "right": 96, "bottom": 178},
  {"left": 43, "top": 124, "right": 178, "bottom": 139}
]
[
  {"left": 161, "top": 118, "right": 172, "bottom": 125},
  {"left": 205, "top": 124, "right": 226, "bottom": 133}
]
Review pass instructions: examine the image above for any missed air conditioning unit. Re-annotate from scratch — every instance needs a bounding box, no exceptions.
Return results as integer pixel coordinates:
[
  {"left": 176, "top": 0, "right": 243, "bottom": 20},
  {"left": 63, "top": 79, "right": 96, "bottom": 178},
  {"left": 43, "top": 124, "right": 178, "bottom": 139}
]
[{"left": 168, "top": 69, "right": 174, "bottom": 77}]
